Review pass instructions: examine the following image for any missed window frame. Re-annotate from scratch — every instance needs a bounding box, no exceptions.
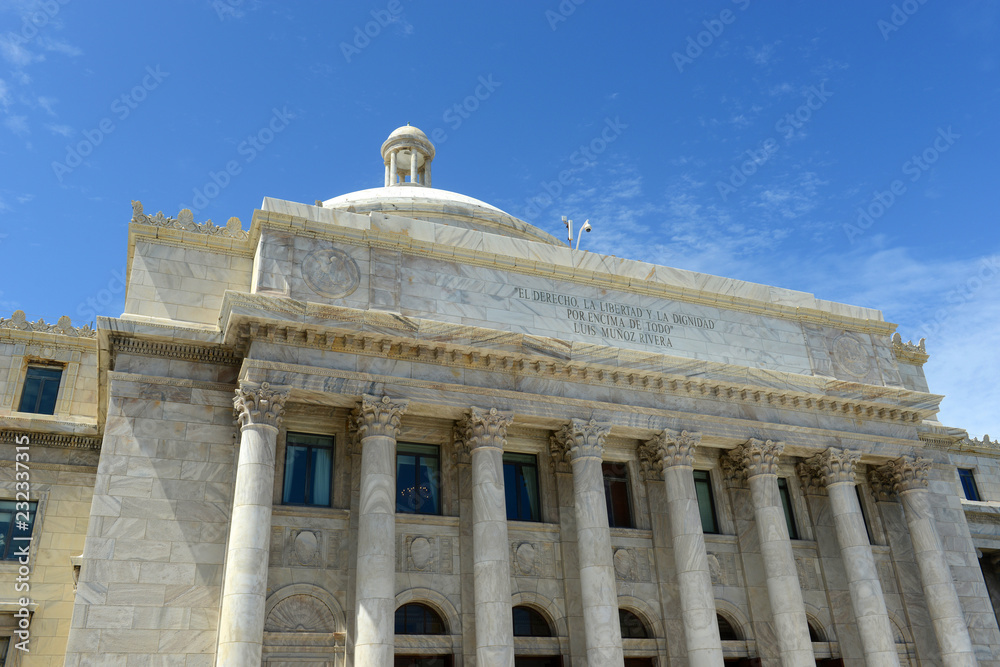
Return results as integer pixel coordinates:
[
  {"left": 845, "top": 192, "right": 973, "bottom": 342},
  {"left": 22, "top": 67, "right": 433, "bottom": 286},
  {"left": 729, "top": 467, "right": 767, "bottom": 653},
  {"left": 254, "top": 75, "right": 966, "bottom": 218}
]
[
  {"left": 281, "top": 432, "right": 334, "bottom": 508},
  {"left": 395, "top": 603, "right": 447, "bottom": 635},
  {"left": 0, "top": 500, "right": 38, "bottom": 562},
  {"left": 603, "top": 461, "right": 635, "bottom": 529},
  {"left": 777, "top": 477, "right": 799, "bottom": 540},
  {"left": 958, "top": 468, "right": 982, "bottom": 501},
  {"left": 693, "top": 469, "right": 720, "bottom": 535},
  {"left": 503, "top": 452, "right": 541, "bottom": 522},
  {"left": 396, "top": 443, "right": 442, "bottom": 516},
  {"left": 17, "top": 365, "right": 63, "bottom": 415}
]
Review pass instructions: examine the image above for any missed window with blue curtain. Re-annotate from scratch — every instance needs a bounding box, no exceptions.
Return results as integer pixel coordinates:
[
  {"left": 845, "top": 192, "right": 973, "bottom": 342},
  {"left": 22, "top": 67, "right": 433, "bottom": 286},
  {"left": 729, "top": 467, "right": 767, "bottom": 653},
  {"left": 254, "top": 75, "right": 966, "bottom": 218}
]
[
  {"left": 959, "top": 469, "right": 981, "bottom": 501},
  {"left": 397, "top": 443, "right": 441, "bottom": 515},
  {"left": 504, "top": 452, "right": 540, "bottom": 521},
  {"left": 282, "top": 432, "right": 333, "bottom": 507}
]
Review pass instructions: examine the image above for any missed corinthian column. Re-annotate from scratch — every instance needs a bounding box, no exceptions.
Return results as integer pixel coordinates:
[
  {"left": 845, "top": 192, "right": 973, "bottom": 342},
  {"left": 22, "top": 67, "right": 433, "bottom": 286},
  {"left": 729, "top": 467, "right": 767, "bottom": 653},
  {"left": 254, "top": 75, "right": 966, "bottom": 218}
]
[
  {"left": 353, "top": 394, "right": 409, "bottom": 666},
  {"left": 800, "top": 449, "right": 899, "bottom": 667},
  {"left": 725, "top": 439, "right": 814, "bottom": 667},
  {"left": 875, "top": 457, "right": 978, "bottom": 667},
  {"left": 458, "top": 407, "right": 516, "bottom": 667},
  {"left": 551, "top": 419, "right": 624, "bottom": 667},
  {"left": 217, "top": 381, "right": 290, "bottom": 666},
  {"left": 639, "top": 430, "right": 722, "bottom": 666}
]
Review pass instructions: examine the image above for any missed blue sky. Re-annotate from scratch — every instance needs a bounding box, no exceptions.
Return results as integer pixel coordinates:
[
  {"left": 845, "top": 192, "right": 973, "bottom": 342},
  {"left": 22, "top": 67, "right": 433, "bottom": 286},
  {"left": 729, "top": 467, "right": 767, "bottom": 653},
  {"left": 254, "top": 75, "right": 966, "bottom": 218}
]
[{"left": 1, "top": 1, "right": 997, "bottom": 437}]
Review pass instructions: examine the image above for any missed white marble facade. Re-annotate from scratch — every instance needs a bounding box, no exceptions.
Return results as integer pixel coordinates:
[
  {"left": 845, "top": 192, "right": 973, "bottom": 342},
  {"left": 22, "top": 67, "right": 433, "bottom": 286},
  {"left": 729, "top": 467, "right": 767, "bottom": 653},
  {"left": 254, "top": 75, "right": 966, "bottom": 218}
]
[{"left": 4, "top": 125, "right": 1000, "bottom": 667}]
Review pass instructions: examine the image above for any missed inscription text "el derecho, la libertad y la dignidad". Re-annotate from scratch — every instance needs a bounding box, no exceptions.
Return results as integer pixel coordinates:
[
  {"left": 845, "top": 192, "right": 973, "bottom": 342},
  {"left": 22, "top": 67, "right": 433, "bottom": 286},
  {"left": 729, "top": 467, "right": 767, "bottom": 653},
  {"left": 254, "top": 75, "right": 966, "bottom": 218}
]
[{"left": 514, "top": 288, "right": 717, "bottom": 349}]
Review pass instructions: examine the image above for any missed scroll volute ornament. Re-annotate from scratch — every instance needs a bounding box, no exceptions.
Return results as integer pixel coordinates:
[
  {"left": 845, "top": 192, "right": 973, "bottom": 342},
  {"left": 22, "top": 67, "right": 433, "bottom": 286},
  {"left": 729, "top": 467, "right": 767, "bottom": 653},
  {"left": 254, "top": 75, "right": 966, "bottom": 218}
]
[
  {"left": 876, "top": 455, "right": 931, "bottom": 494},
  {"left": 353, "top": 394, "right": 409, "bottom": 440},
  {"left": 803, "top": 447, "right": 861, "bottom": 487},
  {"left": 550, "top": 418, "right": 612, "bottom": 469},
  {"left": 725, "top": 438, "right": 785, "bottom": 478},
  {"left": 234, "top": 381, "right": 291, "bottom": 429}
]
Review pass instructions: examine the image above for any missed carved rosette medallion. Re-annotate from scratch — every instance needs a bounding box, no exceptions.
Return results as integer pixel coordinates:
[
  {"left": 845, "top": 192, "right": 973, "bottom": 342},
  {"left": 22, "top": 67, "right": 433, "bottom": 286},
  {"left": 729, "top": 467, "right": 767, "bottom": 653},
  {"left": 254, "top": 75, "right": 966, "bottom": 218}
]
[
  {"left": 233, "top": 381, "right": 290, "bottom": 429},
  {"left": 832, "top": 333, "right": 873, "bottom": 379},
  {"left": 874, "top": 456, "right": 931, "bottom": 495},
  {"left": 352, "top": 394, "right": 409, "bottom": 440},
  {"left": 724, "top": 438, "right": 784, "bottom": 479},
  {"left": 455, "top": 407, "right": 514, "bottom": 463},
  {"left": 302, "top": 246, "right": 360, "bottom": 299},
  {"left": 550, "top": 419, "right": 612, "bottom": 471},
  {"left": 801, "top": 447, "right": 861, "bottom": 488}
]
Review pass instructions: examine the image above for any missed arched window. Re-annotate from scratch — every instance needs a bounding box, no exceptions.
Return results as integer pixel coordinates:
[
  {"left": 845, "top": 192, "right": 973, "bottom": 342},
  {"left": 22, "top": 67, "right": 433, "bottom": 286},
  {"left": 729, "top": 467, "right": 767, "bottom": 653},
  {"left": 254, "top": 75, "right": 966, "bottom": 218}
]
[
  {"left": 395, "top": 603, "right": 447, "bottom": 635},
  {"left": 717, "top": 613, "right": 741, "bottom": 641},
  {"left": 808, "top": 620, "right": 825, "bottom": 642},
  {"left": 619, "top": 609, "right": 650, "bottom": 639},
  {"left": 512, "top": 606, "right": 553, "bottom": 637}
]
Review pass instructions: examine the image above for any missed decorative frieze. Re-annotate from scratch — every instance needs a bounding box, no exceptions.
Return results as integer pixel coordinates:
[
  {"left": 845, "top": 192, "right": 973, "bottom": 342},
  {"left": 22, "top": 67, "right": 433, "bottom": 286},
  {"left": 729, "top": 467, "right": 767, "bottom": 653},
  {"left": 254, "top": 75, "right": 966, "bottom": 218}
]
[
  {"left": 549, "top": 418, "right": 612, "bottom": 471},
  {"left": 874, "top": 456, "right": 931, "bottom": 494},
  {"left": 0, "top": 430, "right": 100, "bottom": 450},
  {"left": 638, "top": 429, "right": 700, "bottom": 480},
  {"left": 130, "top": 200, "right": 248, "bottom": 240},
  {"left": 0, "top": 310, "right": 96, "bottom": 338},
  {"left": 723, "top": 438, "right": 784, "bottom": 479},
  {"left": 234, "top": 381, "right": 290, "bottom": 429},
  {"left": 352, "top": 394, "right": 408, "bottom": 440},
  {"left": 111, "top": 336, "right": 241, "bottom": 366}
]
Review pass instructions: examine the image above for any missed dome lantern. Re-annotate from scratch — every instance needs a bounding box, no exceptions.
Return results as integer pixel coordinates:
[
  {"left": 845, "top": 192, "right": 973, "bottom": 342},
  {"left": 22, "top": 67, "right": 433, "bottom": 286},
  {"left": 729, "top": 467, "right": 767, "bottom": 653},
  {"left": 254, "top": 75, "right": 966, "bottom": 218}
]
[{"left": 380, "top": 123, "right": 435, "bottom": 188}]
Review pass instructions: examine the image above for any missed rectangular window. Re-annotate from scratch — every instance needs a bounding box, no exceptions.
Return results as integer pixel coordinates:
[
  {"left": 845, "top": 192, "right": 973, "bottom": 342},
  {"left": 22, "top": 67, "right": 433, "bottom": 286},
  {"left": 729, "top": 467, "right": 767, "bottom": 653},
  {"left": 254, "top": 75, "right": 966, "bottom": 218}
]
[
  {"left": 18, "top": 366, "right": 62, "bottom": 415},
  {"left": 504, "top": 452, "right": 540, "bottom": 521},
  {"left": 693, "top": 470, "right": 719, "bottom": 534},
  {"left": 282, "top": 432, "right": 333, "bottom": 507},
  {"left": 959, "top": 469, "right": 982, "bottom": 501},
  {"left": 397, "top": 443, "right": 441, "bottom": 515},
  {"left": 778, "top": 478, "right": 799, "bottom": 540},
  {"left": 0, "top": 500, "right": 38, "bottom": 561},
  {"left": 856, "top": 485, "right": 874, "bottom": 545},
  {"left": 603, "top": 462, "right": 634, "bottom": 528}
]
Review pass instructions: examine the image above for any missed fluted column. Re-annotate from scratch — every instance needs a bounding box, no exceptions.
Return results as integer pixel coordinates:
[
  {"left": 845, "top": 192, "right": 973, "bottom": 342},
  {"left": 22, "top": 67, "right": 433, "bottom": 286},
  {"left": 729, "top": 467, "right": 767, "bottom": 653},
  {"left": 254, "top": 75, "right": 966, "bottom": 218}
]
[
  {"left": 353, "top": 394, "right": 409, "bottom": 666},
  {"left": 639, "top": 430, "right": 723, "bottom": 666},
  {"left": 551, "top": 419, "right": 625, "bottom": 666},
  {"left": 725, "top": 439, "right": 814, "bottom": 667},
  {"left": 876, "top": 457, "right": 978, "bottom": 667},
  {"left": 458, "top": 407, "right": 516, "bottom": 667},
  {"left": 800, "top": 449, "right": 899, "bottom": 667},
  {"left": 217, "top": 381, "right": 290, "bottom": 666}
]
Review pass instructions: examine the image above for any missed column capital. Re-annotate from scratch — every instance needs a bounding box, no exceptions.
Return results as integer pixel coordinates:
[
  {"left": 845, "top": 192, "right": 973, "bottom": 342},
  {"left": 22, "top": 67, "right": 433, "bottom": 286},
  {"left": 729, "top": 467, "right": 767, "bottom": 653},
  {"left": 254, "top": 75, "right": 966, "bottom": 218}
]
[
  {"left": 874, "top": 456, "right": 931, "bottom": 495},
  {"left": 454, "top": 406, "right": 514, "bottom": 464},
  {"left": 638, "top": 429, "right": 701, "bottom": 480},
  {"left": 867, "top": 467, "right": 897, "bottom": 502},
  {"left": 233, "top": 381, "right": 290, "bottom": 429},
  {"left": 723, "top": 438, "right": 784, "bottom": 481},
  {"left": 550, "top": 418, "right": 611, "bottom": 471},
  {"left": 352, "top": 394, "right": 409, "bottom": 440},
  {"left": 799, "top": 447, "right": 861, "bottom": 490}
]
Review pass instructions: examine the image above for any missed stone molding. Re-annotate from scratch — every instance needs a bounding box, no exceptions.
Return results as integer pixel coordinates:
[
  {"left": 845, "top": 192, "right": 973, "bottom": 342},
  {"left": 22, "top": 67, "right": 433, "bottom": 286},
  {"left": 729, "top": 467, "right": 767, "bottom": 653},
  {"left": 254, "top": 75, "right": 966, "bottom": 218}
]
[
  {"left": 799, "top": 447, "right": 861, "bottom": 489},
  {"left": 891, "top": 332, "right": 929, "bottom": 366},
  {"left": 130, "top": 200, "right": 249, "bottom": 240},
  {"left": 234, "top": 381, "right": 291, "bottom": 429},
  {"left": 0, "top": 310, "right": 96, "bottom": 338},
  {"left": 873, "top": 456, "right": 931, "bottom": 495},
  {"left": 549, "top": 419, "right": 611, "bottom": 471},
  {"left": 638, "top": 429, "right": 700, "bottom": 480},
  {"left": 352, "top": 394, "right": 408, "bottom": 440},
  {"left": 723, "top": 438, "right": 784, "bottom": 480},
  {"left": 453, "top": 406, "right": 514, "bottom": 464},
  {"left": 110, "top": 336, "right": 242, "bottom": 366},
  {"left": 223, "top": 300, "right": 934, "bottom": 427},
  {"left": 0, "top": 430, "right": 101, "bottom": 450}
]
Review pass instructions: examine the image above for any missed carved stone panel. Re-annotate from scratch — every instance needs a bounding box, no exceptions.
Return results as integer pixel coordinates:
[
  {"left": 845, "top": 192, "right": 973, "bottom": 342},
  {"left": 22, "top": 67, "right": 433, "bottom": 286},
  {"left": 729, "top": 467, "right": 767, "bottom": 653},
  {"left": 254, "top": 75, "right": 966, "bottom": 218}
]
[
  {"left": 707, "top": 551, "right": 741, "bottom": 587},
  {"left": 399, "top": 535, "right": 454, "bottom": 574},
  {"left": 795, "top": 555, "right": 822, "bottom": 591},
  {"left": 510, "top": 540, "right": 556, "bottom": 577},
  {"left": 612, "top": 547, "right": 652, "bottom": 582}
]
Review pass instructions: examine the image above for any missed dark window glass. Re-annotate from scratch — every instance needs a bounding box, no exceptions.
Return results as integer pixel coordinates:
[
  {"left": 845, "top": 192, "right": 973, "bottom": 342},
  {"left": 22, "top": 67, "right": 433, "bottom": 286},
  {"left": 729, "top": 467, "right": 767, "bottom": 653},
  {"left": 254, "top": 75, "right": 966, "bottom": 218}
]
[
  {"left": 856, "top": 485, "right": 874, "bottom": 545},
  {"left": 282, "top": 433, "right": 333, "bottom": 507},
  {"left": 511, "top": 659, "right": 562, "bottom": 667},
  {"left": 394, "top": 603, "right": 446, "bottom": 635},
  {"left": 959, "top": 469, "right": 982, "bottom": 501},
  {"left": 0, "top": 636, "right": 8, "bottom": 664},
  {"left": 808, "top": 621, "right": 825, "bottom": 642},
  {"left": 717, "top": 614, "right": 740, "bottom": 641},
  {"left": 619, "top": 610, "right": 649, "bottom": 638},
  {"left": 394, "top": 657, "right": 452, "bottom": 667},
  {"left": 0, "top": 500, "right": 38, "bottom": 561},
  {"left": 504, "top": 453, "right": 540, "bottom": 522},
  {"left": 778, "top": 478, "right": 799, "bottom": 540},
  {"left": 603, "top": 462, "right": 633, "bottom": 528},
  {"left": 694, "top": 470, "right": 719, "bottom": 534},
  {"left": 512, "top": 606, "right": 552, "bottom": 637},
  {"left": 397, "top": 444, "right": 441, "bottom": 515},
  {"left": 18, "top": 366, "right": 62, "bottom": 414}
]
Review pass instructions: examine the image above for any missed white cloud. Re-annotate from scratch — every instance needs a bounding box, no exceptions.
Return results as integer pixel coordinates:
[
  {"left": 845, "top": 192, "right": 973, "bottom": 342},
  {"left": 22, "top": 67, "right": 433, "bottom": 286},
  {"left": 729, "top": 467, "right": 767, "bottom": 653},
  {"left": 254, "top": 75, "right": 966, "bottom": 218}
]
[
  {"left": 3, "top": 114, "right": 29, "bottom": 136},
  {"left": 44, "top": 122, "right": 72, "bottom": 136}
]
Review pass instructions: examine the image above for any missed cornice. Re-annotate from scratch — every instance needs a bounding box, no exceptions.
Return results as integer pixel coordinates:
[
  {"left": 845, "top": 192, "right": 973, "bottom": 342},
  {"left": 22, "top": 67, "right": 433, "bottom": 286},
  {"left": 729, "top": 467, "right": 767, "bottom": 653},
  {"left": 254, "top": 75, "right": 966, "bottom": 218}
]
[
  {"left": 110, "top": 335, "right": 242, "bottom": 366},
  {"left": 0, "top": 429, "right": 101, "bottom": 450}
]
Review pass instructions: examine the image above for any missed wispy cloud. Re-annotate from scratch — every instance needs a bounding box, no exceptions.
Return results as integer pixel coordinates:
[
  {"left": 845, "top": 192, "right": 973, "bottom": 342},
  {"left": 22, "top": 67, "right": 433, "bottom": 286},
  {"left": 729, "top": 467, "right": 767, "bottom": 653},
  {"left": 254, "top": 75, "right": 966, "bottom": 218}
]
[
  {"left": 44, "top": 122, "right": 72, "bottom": 137},
  {"left": 4, "top": 114, "right": 29, "bottom": 136}
]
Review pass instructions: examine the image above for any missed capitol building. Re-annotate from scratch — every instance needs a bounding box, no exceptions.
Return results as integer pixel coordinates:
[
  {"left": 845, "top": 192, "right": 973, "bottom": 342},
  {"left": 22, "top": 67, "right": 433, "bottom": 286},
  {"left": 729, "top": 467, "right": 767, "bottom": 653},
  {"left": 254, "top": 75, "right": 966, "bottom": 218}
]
[{"left": 2, "top": 124, "right": 1000, "bottom": 667}]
